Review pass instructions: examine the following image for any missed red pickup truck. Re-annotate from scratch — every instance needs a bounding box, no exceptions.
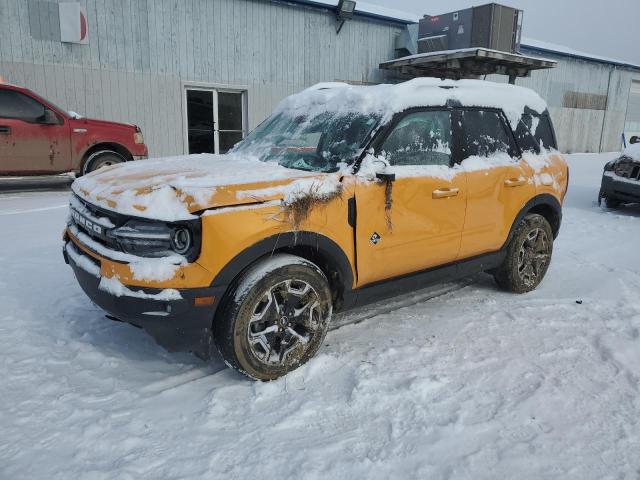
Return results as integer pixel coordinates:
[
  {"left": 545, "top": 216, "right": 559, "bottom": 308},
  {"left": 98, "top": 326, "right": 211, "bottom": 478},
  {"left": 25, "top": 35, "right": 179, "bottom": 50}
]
[{"left": 0, "top": 82, "right": 148, "bottom": 176}]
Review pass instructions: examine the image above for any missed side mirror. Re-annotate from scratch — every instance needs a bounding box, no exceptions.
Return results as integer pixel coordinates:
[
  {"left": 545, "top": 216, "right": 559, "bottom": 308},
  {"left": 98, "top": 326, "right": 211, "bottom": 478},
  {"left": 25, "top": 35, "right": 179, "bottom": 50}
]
[
  {"left": 40, "top": 108, "right": 59, "bottom": 125},
  {"left": 376, "top": 171, "right": 396, "bottom": 182}
]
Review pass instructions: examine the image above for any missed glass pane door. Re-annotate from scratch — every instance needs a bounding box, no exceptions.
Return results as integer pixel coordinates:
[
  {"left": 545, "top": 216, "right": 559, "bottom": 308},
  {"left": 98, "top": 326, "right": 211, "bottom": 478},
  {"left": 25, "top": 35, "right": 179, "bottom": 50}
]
[
  {"left": 217, "top": 91, "right": 244, "bottom": 153},
  {"left": 186, "top": 89, "right": 216, "bottom": 154},
  {"left": 185, "top": 88, "right": 245, "bottom": 154}
]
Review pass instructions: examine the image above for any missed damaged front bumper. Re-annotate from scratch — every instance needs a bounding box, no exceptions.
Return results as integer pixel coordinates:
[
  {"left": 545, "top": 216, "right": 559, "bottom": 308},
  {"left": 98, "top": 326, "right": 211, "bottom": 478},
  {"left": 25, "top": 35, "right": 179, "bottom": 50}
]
[
  {"left": 63, "top": 240, "right": 225, "bottom": 359},
  {"left": 600, "top": 171, "right": 640, "bottom": 204}
]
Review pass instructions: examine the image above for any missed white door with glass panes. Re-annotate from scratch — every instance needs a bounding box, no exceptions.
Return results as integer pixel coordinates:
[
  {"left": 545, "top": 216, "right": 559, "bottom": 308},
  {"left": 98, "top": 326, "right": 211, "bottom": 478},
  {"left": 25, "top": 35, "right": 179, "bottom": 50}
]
[{"left": 185, "top": 88, "right": 245, "bottom": 154}]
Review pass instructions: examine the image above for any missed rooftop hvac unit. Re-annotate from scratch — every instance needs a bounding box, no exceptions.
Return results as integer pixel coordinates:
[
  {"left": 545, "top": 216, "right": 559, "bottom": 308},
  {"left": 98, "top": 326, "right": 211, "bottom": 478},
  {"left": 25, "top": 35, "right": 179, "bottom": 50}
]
[{"left": 418, "top": 3, "right": 523, "bottom": 55}]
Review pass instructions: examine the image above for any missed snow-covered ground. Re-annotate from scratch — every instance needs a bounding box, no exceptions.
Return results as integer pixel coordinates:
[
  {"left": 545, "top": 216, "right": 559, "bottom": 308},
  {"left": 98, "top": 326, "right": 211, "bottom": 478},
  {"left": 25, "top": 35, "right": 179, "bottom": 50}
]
[{"left": 1, "top": 153, "right": 639, "bottom": 479}]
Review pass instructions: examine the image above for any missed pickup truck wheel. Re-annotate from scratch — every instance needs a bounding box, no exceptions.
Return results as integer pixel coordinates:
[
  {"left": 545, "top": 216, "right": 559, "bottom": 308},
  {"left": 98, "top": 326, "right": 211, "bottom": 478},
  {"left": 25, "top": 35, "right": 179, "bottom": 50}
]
[
  {"left": 82, "top": 150, "right": 125, "bottom": 175},
  {"left": 494, "top": 213, "right": 553, "bottom": 294},
  {"left": 214, "top": 254, "right": 332, "bottom": 380}
]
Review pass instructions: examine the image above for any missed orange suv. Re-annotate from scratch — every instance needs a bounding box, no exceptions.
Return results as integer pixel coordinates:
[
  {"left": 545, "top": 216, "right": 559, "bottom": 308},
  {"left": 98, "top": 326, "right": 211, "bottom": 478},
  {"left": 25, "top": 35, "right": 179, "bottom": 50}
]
[{"left": 63, "top": 79, "right": 568, "bottom": 380}]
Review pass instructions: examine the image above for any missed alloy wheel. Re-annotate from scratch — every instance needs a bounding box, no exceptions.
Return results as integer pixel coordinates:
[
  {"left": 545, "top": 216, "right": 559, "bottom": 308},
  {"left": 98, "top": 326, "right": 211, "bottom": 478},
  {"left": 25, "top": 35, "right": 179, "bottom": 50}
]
[
  {"left": 517, "top": 227, "right": 551, "bottom": 288},
  {"left": 247, "top": 279, "right": 324, "bottom": 366}
]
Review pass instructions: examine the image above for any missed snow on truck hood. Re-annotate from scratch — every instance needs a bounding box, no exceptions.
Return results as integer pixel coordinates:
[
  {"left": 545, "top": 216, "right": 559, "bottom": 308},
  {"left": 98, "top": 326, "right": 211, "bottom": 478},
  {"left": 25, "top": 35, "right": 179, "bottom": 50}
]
[{"left": 71, "top": 154, "right": 319, "bottom": 221}]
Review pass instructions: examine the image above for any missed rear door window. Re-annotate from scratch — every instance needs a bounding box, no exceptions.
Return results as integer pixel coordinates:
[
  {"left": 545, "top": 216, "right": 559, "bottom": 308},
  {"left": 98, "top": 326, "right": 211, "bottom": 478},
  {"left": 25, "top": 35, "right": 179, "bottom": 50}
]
[
  {"left": 459, "top": 109, "right": 518, "bottom": 160},
  {"left": 0, "top": 89, "right": 45, "bottom": 121},
  {"left": 379, "top": 110, "right": 452, "bottom": 167}
]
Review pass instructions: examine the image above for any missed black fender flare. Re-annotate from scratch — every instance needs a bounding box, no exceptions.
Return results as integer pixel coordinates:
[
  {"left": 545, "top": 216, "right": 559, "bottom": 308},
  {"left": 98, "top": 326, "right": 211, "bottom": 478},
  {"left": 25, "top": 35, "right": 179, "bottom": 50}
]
[
  {"left": 210, "top": 231, "right": 355, "bottom": 298},
  {"left": 503, "top": 194, "right": 563, "bottom": 248}
]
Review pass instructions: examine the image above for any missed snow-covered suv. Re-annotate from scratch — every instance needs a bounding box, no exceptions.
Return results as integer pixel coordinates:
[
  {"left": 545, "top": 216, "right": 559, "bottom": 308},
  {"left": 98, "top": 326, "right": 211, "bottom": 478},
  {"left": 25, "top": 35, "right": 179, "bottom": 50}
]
[{"left": 63, "top": 79, "right": 568, "bottom": 380}]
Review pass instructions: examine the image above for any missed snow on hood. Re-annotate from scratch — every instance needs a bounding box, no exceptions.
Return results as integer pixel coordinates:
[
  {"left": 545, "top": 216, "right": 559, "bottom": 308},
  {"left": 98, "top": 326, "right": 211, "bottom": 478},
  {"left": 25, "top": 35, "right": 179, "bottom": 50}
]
[
  {"left": 71, "top": 154, "right": 318, "bottom": 221},
  {"left": 278, "top": 78, "right": 548, "bottom": 129},
  {"left": 622, "top": 143, "right": 640, "bottom": 161}
]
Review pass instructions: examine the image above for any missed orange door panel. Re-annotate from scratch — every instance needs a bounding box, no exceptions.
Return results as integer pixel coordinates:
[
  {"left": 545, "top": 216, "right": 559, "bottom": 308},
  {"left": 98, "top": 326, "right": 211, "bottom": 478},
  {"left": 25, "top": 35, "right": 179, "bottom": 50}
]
[
  {"left": 530, "top": 152, "right": 569, "bottom": 202},
  {"left": 354, "top": 171, "right": 467, "bottom": 286},
  {"left": 459, "top": 159, "right": 535, "bottom": 258}
]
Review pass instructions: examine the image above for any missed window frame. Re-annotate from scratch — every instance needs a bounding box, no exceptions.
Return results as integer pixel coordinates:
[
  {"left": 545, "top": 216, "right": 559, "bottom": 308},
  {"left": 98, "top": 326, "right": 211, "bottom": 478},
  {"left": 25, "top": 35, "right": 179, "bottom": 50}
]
[
  {"left": 367, "top": 106, "right": 460, "bottom": 169},
  {"left": 454, "top": 106, "right": 522, "bottom": 163}
]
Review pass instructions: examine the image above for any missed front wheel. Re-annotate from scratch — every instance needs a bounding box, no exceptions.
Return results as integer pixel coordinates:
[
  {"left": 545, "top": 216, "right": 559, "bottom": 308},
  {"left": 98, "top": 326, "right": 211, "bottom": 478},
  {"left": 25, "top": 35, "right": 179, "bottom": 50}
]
[
  {"left": 82, "top": 150, "right": 125, "bottom": 175},
  {"left": 494, "top": 214, "right": 553, "bottom": 293},
  {"left": 214, "top": 254, "right": 332, "bottom": 380}
]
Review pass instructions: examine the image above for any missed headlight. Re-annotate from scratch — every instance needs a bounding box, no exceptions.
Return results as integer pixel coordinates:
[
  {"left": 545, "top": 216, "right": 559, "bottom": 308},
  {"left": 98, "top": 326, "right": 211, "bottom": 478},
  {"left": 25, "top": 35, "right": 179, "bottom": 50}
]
[
  {"left": 109, "top": 219, "right": 199, "bottom": 260},
  {"left": 171, "top": 227, "right": 192, "bottom": 255},
  {"left": 134, "top": 128, "right": 144, "bottom": 144},
  {"left": 604, "top": 160, "right": 617, "bottom": 172}
]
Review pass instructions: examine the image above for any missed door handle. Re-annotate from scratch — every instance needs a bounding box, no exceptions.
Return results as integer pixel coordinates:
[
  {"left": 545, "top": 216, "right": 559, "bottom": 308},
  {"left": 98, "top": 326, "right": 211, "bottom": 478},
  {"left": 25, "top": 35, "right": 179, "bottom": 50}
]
[
  {"left": 432, "top": 188, "right": 459, "bottom": 199},
  {"left": 504, "top": 177, "right": 526, "bottom": 187},
  {"left": 0, "top": 126, "right": 10, "bottom": 134}
]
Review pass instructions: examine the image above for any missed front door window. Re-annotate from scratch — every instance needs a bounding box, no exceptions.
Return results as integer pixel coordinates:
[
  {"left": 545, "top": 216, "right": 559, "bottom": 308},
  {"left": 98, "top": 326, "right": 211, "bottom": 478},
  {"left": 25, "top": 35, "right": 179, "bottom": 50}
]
[{"left": 186, "top": 88, "right": 245, "bottom": 154}]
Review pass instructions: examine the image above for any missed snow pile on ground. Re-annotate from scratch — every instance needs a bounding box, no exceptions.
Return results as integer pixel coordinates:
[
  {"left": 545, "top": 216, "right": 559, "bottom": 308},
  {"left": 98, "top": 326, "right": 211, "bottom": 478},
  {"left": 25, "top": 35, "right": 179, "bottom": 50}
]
[
  {"left": 281, "top": 78, "right": 548, "bottom": 128},
  {"left": 1, "top": 153, "right": 640, "bottom": 478}
]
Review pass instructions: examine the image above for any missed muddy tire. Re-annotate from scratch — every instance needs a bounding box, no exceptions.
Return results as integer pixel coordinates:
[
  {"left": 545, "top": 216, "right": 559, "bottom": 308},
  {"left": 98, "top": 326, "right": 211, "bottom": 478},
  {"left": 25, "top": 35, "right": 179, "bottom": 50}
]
[
  {"left": 82, "top": 150, "right": 125, "bottom": 175},
  {"left": 213, "top": 254, "right": 332, "bottom": 381},
  {"left": 494, "top": 214, "right": 553, "bottom": 294}
]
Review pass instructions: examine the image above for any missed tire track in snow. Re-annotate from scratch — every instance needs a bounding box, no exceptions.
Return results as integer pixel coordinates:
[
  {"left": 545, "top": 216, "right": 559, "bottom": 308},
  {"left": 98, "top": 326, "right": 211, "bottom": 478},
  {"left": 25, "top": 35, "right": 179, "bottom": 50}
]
[
  {"left": 331, "top": 278, "right": 476, "bottom": 331},
  {"left": 139, "top": 280, "right": 475, "bottom": 394}
]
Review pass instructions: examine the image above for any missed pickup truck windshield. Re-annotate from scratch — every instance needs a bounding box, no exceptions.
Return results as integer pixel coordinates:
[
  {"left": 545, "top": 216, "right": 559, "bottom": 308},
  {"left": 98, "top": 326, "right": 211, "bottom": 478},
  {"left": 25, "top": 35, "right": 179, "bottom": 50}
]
[{"left": 233, "top": 111, "right": 379, "bottom": 172}]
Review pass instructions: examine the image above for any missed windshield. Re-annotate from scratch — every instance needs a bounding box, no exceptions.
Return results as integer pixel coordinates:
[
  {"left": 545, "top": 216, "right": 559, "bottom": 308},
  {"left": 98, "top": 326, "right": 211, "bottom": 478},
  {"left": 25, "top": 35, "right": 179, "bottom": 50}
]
[{"left": 232, "top": 110, "right": 379, "bottom": 172}]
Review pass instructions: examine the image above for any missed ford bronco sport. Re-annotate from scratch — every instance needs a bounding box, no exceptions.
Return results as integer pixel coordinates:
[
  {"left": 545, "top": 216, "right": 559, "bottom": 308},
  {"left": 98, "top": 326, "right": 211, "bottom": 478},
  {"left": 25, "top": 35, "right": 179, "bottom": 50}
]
[{"left": 64, "top": 79, "right": 568, "bottom": 380}]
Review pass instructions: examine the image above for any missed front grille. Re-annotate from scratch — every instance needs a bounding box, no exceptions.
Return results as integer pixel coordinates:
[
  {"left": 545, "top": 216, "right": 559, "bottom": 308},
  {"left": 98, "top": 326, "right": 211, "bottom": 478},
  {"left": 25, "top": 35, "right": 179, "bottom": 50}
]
[
  {"left": 614, "top": 160, "right": 640, "bottom": 181},
  {"left": 69, "top": 195, "right": 124, "bottom": 251}
]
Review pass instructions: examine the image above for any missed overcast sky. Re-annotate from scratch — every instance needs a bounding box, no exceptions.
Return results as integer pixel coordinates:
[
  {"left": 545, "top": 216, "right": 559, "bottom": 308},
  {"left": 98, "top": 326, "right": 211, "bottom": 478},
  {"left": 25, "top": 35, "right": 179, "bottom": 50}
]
[{"left": 366, "top": 0, "right": 640, "bottom": 65}]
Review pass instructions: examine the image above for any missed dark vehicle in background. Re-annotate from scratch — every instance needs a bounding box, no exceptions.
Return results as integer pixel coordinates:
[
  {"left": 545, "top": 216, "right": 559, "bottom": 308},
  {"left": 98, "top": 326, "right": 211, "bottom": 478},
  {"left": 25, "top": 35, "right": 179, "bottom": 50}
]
[
  {"left": 599, "top": 139, "right": 640, "bottom": 208},
  {"left": 0, "top": 82, "right": 148, "bottom": 176}
]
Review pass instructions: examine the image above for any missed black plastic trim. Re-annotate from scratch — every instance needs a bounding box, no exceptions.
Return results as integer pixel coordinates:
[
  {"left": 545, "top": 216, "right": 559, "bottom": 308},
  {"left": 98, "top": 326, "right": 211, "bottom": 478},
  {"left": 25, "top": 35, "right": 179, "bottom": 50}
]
[
  {"left": 210, "top": 231, "right": 355, "bottom": 295},
  {"left": 505, "top": 193, "right": 563, "bottom": 243},
  {"left": 342, "top": 250, "right": 506, "bottom": 310},
  {"left": 66, "top": 243, "right": 223, "bottom": 358}
]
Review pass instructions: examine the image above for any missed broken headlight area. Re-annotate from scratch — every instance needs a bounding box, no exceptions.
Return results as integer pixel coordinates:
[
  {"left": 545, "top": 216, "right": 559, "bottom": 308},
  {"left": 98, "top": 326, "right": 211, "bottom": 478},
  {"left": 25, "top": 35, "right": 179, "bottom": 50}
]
[
  {"left": 613, "top": 158, "right": 640, "bottom": 179},
  {"left": 108, "top": 219, "right": 201, "bottom": 261}
]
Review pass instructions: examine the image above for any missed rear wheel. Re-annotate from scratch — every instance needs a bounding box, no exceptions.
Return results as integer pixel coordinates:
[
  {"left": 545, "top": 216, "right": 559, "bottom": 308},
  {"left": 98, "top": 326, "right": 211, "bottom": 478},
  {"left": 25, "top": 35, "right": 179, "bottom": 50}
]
[
  {"left": 82, "top": 150, "right": 125, "bottom": 175},
  {"left": 494, "top": 213, "right": 553, "bottom": 293},
  {"left": 214, "top": 254, "right": 332, "bottom": 380}
]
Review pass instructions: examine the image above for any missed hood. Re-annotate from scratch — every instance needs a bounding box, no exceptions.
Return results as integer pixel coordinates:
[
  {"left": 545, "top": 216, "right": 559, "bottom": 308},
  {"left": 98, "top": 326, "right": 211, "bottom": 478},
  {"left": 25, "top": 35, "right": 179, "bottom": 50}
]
[
  {"left": 70, "top": 117, "right": 138, "bottom": 131},
  {"left": 71, "top": 153, "right": 324, "bottom": 221}
]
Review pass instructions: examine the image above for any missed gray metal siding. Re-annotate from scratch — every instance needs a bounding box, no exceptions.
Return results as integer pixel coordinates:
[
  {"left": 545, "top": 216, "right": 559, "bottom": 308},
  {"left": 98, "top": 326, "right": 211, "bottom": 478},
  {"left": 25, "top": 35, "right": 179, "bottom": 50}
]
[
  {"left": 490, "top": 50, "right": 639, "bottom": 153},
  {"left": 1, "top": 0, "right": 402, "bottom": 156}
]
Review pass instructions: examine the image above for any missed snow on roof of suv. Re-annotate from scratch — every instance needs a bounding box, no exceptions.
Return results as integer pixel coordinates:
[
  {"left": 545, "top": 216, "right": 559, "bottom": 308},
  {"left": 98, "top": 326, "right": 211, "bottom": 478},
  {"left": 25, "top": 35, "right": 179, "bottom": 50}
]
[{"left": 278, "top": 78, "right": 549, "bottom": 129}]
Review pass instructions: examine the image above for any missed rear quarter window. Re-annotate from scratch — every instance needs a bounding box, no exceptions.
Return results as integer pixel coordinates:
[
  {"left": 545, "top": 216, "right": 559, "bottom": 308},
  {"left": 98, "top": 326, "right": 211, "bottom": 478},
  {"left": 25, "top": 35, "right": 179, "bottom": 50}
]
[
  {"left": 518, "top": 111, "right": 557, "bottom": 151},
  {"left": 534, "top": 114, "right": 557, "bottom": 150}
]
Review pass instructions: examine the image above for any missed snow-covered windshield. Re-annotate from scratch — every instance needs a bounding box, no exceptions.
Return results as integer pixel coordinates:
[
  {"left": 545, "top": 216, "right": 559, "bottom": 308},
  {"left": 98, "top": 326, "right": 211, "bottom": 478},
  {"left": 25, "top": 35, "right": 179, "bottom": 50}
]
[{"left": 233, "top": 111, "right": 379, "bottom": 173}]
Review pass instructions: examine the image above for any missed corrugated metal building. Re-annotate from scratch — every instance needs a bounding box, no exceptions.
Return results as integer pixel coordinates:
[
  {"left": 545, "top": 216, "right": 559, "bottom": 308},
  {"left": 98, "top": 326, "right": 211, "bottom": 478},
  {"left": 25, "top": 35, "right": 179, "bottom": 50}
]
[
  {"left": 0, "top": 0, "right": 409, "bottom": 157},
  {"left": 489, "top": 38, "right": 640, "bottom": 153},
  {"left": 1, "top": 0, "right": 639, "bottom": 155}
]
